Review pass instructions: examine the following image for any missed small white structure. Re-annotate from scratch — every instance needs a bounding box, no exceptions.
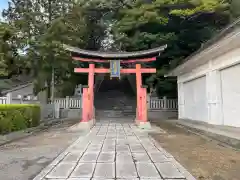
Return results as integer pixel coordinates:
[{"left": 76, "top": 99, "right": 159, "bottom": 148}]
[
  {"left": 73, "top": 84, "right": 82, "bottom": 97},
  {"left": 166, "top": 20, "right": 240, "bottom": 127}
]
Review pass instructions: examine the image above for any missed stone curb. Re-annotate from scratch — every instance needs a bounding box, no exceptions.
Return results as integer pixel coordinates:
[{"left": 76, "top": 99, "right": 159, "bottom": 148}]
[
  {"left": 176, "top": 122, "right": 240, "bottom": 150},
  {"left": 0, "top": 118, "right": 72, "bottom": 146}
]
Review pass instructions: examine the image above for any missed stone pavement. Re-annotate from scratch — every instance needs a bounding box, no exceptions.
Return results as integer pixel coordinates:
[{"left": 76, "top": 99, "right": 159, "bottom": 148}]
[{"left": 33, "top": 120, "right": 196, "bottom": 180}]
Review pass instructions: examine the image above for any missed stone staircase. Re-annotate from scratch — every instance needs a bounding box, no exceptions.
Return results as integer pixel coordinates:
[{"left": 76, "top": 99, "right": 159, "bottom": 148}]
[{"left": 94, "top": 76, "right": 136, "bottom": 119}]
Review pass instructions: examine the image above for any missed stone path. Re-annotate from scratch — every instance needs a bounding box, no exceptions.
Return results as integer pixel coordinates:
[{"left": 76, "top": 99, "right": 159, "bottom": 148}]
[{"left": 33, "top": 120, "right": 196, "bottom": 180}]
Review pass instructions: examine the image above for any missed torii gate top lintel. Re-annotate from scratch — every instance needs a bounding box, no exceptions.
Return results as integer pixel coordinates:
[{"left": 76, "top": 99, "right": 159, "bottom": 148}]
[{"left": 63, "top": 44, "right": 167, "bottom": 61}]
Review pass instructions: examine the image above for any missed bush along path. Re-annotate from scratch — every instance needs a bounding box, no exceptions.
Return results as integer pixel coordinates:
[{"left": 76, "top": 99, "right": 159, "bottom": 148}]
[
  {"left": 0, "top": 104, "right": 40, "bottom": 134},
  {"left": 0, "top": 104, "right": 80, "bottom": 146}
]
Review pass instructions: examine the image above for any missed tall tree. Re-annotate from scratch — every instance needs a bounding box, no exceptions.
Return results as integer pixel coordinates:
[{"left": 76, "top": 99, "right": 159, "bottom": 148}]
[
  {"left": 112, "top": 0, "right": 230, "bottom": 97},
  {"left": 0, "top": 22, "right": 19, "bottom": 78},
  {"left": 2, "top": 0, "right": 107, "bottom": 96},
  {"left": 230, "top": 0, "right": 240, "bottom": 21}
]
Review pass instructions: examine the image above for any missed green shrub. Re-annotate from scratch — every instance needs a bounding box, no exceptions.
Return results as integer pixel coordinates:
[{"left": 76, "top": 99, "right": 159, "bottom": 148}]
[{"left": 0, "top": 104, "right": 41, "bottom": 134}]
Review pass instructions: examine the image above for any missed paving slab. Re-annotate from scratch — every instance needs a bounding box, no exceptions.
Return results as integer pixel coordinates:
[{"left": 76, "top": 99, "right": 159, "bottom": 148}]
[
  {"left": 116, "top": 152, "right": 134, "bottom": 163},
  {"left": 102, "top": 144, "right": 115, "bottom": 152},
  {"left": 93, "top": 163, "right": 115, "bottom": 178},
  {"left": 46, "top": 162, "right": 76, "bottom": 179},
  {"left": 33, "top": 120, "right": 196, "bottom": 180},
  {"left": 136, "top": 162, "right": 161, "bottom": 179},
  {"left": 155, "top": 162, "right": 185, "bottom": 179},
  {"left": 79, "top": 152, "right": 100, "bottom": 162},
  {"left": 70, "top": 163, "right": 95, "bottom": 178},
  {"left": 130, "top": 144, "right": 146, "bottom": 152},
  {"left": 117, "top": 179, "right": 139, "bottom": 180},
  {"left": 132, "top": 152, "right": 151, "bottom": 162},
  {"left": 116, "top": 162, "right": 138, "bottom": 178},
  {"left": 91, "top": 179, "right": 114, "bottom": 180},
  {"left": 97, "top": 152, "right": 115, "bottom": 162},
  {"left": 116, "top": 144, "right": 130, "bottom": 152},
  {"left": 87, "top": 144, "right": 102, "bottom": 151},
  {"left": 62, "top": 151, "right": 84, "bottom": 162},
  {"left": 67, "top": 178, "right": 91, "bottom": 180},
  {"left": 148, "top": 152, "right": 170, "bottom": 163}
]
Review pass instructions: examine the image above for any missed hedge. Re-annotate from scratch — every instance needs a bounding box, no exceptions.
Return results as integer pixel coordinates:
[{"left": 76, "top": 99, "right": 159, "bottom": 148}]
[{"left": 0, "top": 104, "right": 41, "bottom": 134}]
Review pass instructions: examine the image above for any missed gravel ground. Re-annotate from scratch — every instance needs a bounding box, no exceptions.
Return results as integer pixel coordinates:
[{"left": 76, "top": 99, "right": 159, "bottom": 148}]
[
  {"left": 151, "top": 121, "right": 240, "bottom": 180},
  {"left": 0, "top": 119, "right": 86, "bottom": 180}
]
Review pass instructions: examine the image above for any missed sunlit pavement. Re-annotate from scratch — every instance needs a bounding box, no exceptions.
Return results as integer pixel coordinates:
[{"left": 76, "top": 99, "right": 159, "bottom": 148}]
[{"left": 33, "top": 120, "right": 196, "bottom": 180}]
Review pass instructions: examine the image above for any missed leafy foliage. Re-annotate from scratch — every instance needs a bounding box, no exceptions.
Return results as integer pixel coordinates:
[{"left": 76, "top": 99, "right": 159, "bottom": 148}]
[
  {"left": 0, "top": 104, "right": 40, "bottom": 134},
  {"left": 230, "top": 0, "right": 240, "bottom": 21},
  {"left": 2, "top": 0, "right": 108, "bottom": 97},
  {"left": 113, "top": 0, "right": 231, "bottom": 97},
  {"left": 0, "top": 0, "right": 239, "bottom": 98},
  {"left": 0, "top": 22, "right": 18, "bottom": 77}
]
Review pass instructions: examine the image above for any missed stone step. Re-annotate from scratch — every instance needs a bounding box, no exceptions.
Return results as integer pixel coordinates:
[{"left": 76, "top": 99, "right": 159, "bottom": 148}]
[{"left": 95, "top": 109, "right": 136, "bottom": 118}]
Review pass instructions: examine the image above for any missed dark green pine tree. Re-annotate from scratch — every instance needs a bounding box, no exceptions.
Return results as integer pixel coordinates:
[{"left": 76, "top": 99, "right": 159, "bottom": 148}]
[
  {"left": 112, "top": 0, "right": 230, "bottom": 97},
  {"left": 230, "top": 0, "right": 240, "bottom": 21}
]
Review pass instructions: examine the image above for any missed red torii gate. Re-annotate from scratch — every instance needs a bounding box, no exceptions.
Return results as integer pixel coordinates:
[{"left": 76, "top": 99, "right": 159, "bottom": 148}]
[{"left": 64, "top": 45, "right": 167, "bottom": 128}]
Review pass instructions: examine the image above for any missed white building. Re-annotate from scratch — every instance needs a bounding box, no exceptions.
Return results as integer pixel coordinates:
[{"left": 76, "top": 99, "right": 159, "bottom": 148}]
[
  {"left": 166, "top": 20, "right": 240, "bottom": 127},
  {"left": 0, "top": 74, "right": 48, "bottom": 103}
]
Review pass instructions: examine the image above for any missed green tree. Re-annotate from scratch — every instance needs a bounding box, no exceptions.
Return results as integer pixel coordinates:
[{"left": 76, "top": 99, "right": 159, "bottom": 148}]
[
  {"left": 2, "top": 0, "right": 107, "bottom": 97},
  {"left": 0, "top": 22, "right": 19, "bottom": 77},
  {"left": 230, "top": 0, "right": 240, "bottom": 21},
  {"left": 113, "top": 0, "right": 230, "bottom": 97}
]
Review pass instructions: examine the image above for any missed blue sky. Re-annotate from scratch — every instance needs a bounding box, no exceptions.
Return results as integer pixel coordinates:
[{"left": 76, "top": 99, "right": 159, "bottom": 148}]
[{"left": 0, "top": 0, "right": 8, "bottom": 13}]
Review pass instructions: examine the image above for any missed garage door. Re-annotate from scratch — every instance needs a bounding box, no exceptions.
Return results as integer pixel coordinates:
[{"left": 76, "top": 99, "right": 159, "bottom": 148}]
[
  {"left": 221, "top": 64, "right": 240, "bottom": 127},
  {"left": 183, "top": 76, "right": 208, "bottom": 122}
]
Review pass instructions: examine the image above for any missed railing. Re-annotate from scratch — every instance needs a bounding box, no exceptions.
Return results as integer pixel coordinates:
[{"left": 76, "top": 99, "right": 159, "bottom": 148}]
[
  {"left": 50, "top": 97, "right": 82, "bottom": 109},
  {"left": 149, "top": 97, "right": 178, "bottom": 110},
  {"left": 0, "top": 97, "right": 7, "bottom": 104}
]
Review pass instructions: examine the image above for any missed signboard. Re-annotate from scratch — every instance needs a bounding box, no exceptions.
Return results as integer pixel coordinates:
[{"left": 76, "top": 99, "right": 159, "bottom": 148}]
[{"left": 110, "top": 60, "right": 121, "bottom": 78}]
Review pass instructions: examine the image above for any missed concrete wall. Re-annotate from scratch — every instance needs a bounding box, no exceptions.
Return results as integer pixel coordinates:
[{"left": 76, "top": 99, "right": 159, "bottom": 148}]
[
  {"left": 37, "top": 90, "right": 48, "bottom": 104},
  {"left": 40, "top": 104, "right": 55, "bottom": 121},
  {"left": 67, "top": 109, "right": 82, "bottom": 119}
]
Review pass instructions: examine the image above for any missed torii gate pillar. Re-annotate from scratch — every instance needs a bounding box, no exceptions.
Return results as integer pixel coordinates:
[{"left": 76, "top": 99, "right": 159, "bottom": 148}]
[{"left": 135, "top": 64, "right": 151, "bottom": 129}]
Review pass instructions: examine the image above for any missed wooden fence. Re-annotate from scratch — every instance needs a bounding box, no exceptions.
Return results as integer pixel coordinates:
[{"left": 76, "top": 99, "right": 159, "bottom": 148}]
[
  {"left": 149, "top": 97, "right": 178, "bottom": 110},
  {"left": 49, "top": 97, "right": 82, "bottom": 109},
  {"left": 1, "top": 93, "right": 177, "bottom": 111}
]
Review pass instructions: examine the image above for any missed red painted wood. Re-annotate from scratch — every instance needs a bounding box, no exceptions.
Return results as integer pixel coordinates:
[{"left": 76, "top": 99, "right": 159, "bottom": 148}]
[
  {"left": 74, "top": 68, "right": 156, "bottom": 74},
  {"left": 81, "top": 88, "right": 89, "bottom": 122},
  {"left": 121, "top": 58, "right": 156, "bottom": 63},
  {"left": 88, "top": 64, "right": 95, "bottom": 120},
  {"left": 136, "top": 64, "right": 141, "bottom": 121},
  {"left": 121, "top": 68, "right": 156, "bottom": 73},
  {"left": 141, "top": 87, "right": 147, "bottom": 122},
  {"left": 72, "top": 57, "right": 156, "bottom": 63},
  {"left": 76, "top": 62, "right": 156, "bottom": 124},
  {"left": 74, "top": 68, "right": 92, "bottom": 73}
]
